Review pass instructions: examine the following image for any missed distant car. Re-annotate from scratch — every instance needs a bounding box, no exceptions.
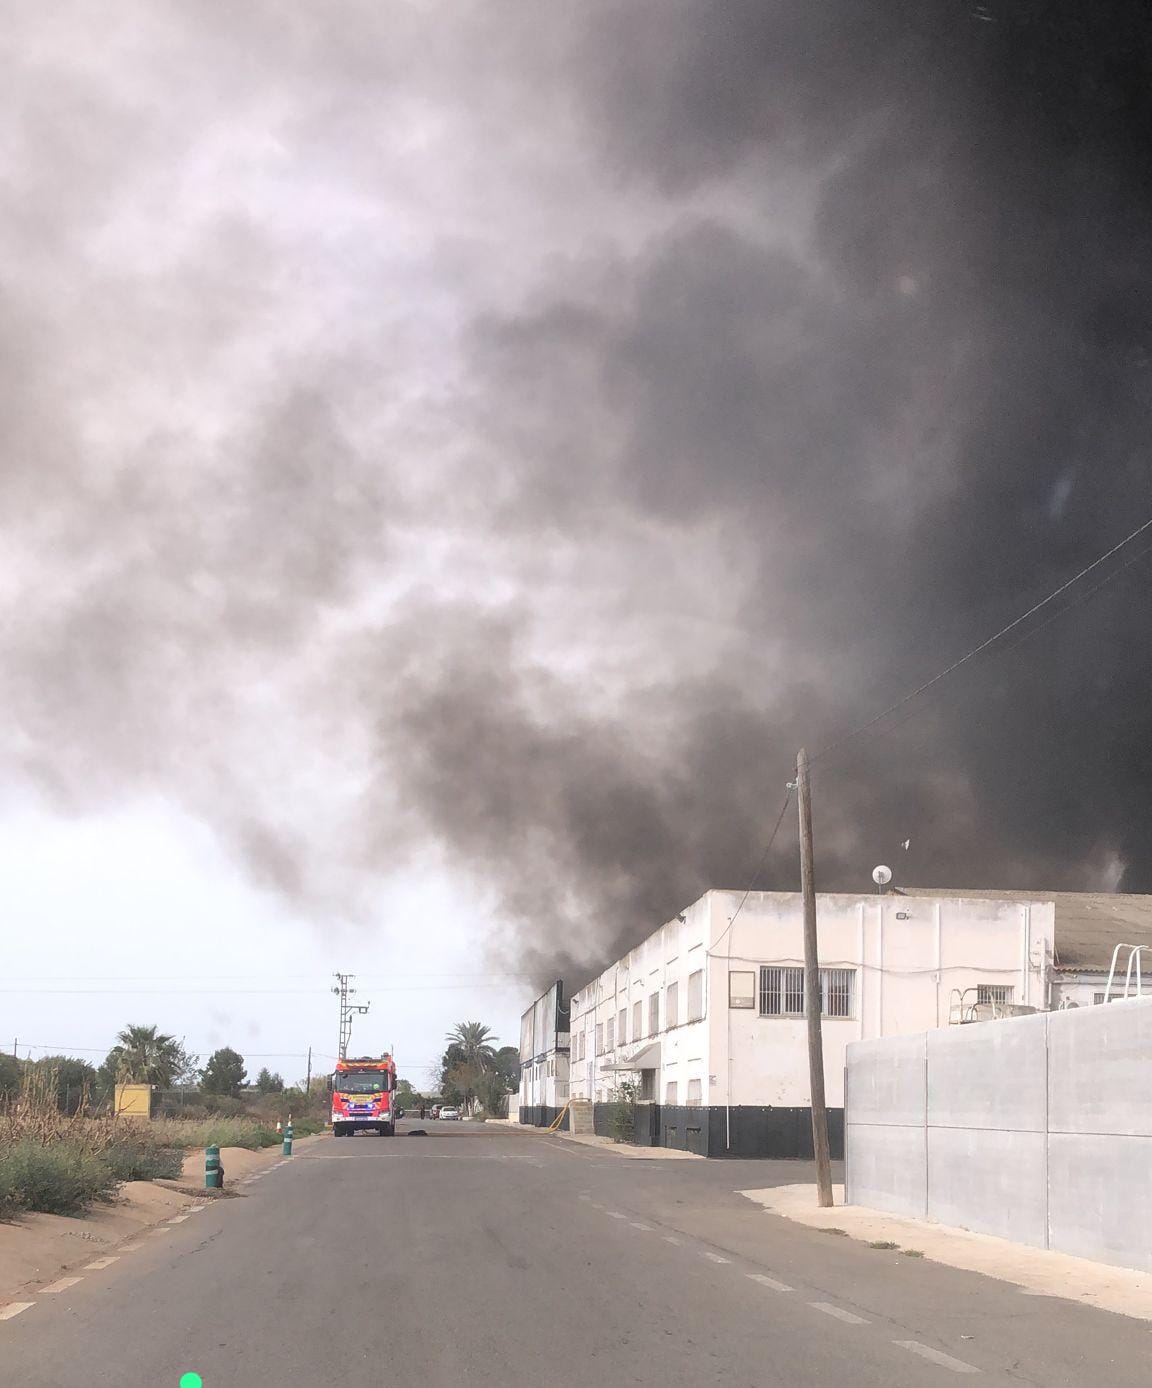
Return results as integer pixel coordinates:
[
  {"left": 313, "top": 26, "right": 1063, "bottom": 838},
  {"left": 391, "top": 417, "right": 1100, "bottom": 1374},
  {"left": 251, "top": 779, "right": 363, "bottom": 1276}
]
[{"left": 439, "top": 1106, "right": 461, "bottom": 1120}]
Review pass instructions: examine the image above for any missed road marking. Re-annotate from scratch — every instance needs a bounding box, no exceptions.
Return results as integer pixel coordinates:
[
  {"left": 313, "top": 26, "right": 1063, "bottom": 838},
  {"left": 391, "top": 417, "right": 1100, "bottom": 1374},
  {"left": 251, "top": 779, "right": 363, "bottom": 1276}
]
[
  {"left": 187, "top": 1206, "right": 205, "bottom": 1213},
  {"left": 895, "top": 1341, "right": 980, "bottom": 1374},
  {"left": 701, "top": 1251, "right": 731, "bottom": 1264},
  {"left": 41, "top": 1278, "right": 82, "bottom": 1294},
  {"left": 577, "top": 1194, "right": 592, "bottom": 1201},
  {"left": 747, "top": 1273, "right": 793, "bottom": 1292},
  {"left": 0, "top": 1303, "right": 34, "bottom": 1321},
  {"left": 148, "top": 1228, "right": 170, "bottom": 1236},
  {"left": 662, "top": 1235, "right": 683, "bottom": 1245},
  {"left": 629, "top": 1222, "right": 653, "bottom": 1231},
  {"left": 606, "top": 1211, "right": 628, "bottom": 1220},
  {"left": 167, "top": 1215, "right": 190, "bottom": 1224},
  {"left": 120, "top": 1244, "right": 143, "bottom": 1253},
  {"left": 809, "top": 1302, "right": 868, "bottom": 1325},
  {"left": 84, "top": 1257, "right": 119, "bottom": 1270}
]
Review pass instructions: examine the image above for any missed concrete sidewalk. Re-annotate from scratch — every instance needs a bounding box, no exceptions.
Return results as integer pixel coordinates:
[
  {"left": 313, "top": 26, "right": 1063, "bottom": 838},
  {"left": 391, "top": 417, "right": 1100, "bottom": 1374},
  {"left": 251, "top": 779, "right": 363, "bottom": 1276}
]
[
  {"left": 741, "top": 1182, "right": 1152, "bottom": 1323},
  {"left": 544, "top": 1129, "right": 703, "bottom": 1160}
]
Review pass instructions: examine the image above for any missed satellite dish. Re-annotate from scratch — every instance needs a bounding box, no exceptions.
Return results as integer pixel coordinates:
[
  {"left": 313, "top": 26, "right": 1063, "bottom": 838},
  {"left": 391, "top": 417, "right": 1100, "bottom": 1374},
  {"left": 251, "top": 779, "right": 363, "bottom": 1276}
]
[{"left": 872, "top": 865, "right": 893, "bottom": 887}]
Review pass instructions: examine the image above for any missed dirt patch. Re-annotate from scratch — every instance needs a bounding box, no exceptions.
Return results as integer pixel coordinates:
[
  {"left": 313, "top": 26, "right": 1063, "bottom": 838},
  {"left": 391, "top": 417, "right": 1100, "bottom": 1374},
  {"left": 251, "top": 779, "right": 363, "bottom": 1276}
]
[
  {"left": 0, "top": 1134, "right": 325, "bottom": 1302},
  {"left": 0, "top": 1181, "right": 192, "bottom": 1299},
  {"left": 740, "top": 1182, "right": 1152, "bottom": 1324}
]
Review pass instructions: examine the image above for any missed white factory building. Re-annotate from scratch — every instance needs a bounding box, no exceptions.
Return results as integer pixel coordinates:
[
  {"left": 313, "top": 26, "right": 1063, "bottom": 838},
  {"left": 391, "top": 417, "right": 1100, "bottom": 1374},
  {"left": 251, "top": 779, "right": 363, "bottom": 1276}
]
[
  {"left": 566, "top": 887, "right": 1060, "bottom": 1157},
  {"left": 515, "top": 981, "right": 571, "bottom": 1129}
]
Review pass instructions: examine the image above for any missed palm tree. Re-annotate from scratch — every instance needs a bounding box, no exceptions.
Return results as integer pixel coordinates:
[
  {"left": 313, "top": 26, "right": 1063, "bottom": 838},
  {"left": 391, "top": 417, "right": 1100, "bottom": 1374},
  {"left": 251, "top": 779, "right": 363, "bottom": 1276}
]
[
  {"left": 107, "top": 1024, "right": 187, "bottom": 1088},
  {"left": 444, "top": 1022, "right": 498, "bottom": 1073}
]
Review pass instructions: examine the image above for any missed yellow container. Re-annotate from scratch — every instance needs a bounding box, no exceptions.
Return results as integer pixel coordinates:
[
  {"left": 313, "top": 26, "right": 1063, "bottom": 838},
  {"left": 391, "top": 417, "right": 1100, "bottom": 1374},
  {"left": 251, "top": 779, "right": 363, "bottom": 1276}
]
[{"left": 113, "top": 1082, "right": 153, "bottom": 1118}]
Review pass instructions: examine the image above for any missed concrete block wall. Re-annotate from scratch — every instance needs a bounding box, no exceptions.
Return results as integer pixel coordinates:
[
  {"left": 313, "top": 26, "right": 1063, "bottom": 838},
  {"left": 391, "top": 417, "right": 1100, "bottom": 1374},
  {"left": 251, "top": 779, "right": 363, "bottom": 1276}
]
[{"left": 845, "top": 997, "right": 1152, "bottom": 1274}]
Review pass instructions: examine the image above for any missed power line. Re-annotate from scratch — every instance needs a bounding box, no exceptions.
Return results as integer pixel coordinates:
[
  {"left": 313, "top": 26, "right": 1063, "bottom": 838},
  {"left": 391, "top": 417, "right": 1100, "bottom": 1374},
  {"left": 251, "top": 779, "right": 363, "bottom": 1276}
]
[
  {"left": 708, "top": 788, "right": 794, "bottom": 957},
  {"left": 812, "top": 509, "right": 1152, "bottom": 767}
]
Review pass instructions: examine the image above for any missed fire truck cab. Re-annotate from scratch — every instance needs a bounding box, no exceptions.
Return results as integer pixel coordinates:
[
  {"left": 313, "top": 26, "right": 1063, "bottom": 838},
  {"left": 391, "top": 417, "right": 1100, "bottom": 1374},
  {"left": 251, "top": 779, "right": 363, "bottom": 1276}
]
[{"left": 330, "top": 1055, "right": 398, "bottom": 1137}]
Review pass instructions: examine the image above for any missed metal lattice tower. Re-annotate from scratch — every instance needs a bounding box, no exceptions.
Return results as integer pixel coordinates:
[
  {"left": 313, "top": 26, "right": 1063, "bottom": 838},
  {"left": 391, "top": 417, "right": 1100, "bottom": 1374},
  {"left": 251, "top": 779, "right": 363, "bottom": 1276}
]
[{"left": 332, "top": 973, "right": 370, "bottom": 1060}]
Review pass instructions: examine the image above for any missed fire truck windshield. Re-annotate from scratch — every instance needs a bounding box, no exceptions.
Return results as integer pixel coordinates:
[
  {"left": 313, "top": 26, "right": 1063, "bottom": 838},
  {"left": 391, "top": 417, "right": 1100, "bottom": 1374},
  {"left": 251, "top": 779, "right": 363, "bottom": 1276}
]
[{"left": 335, "top": 1073, "right": 389, "bottom": 1094}]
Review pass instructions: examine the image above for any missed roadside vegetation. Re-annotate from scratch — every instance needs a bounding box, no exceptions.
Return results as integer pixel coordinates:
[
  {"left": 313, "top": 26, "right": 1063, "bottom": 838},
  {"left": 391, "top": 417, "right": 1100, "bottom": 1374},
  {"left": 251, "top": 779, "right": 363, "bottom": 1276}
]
[
  {"left": 435, "top": 1021, "right": 520, "bottom": 1118},
  {"left": 0, "top": 1025, "right": 328, "bottom": 1219}
]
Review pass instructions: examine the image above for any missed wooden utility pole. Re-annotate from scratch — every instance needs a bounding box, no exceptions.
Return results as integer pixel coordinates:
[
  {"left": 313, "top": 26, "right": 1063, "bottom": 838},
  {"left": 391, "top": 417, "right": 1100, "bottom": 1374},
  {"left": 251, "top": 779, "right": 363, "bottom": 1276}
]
[
  {"left": 797, "top": 747, "right": 834, "bottom": 1208},
  {"left": 305, "top": 1046, "right": 312, "bottom": 1095}
]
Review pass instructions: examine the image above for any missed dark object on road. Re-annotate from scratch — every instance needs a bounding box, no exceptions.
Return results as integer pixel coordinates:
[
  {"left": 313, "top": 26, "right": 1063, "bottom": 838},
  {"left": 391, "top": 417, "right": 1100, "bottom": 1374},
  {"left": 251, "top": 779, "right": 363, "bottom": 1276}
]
[{"left": 406, "top": 1129, "right": 427, "bottom": 1137}]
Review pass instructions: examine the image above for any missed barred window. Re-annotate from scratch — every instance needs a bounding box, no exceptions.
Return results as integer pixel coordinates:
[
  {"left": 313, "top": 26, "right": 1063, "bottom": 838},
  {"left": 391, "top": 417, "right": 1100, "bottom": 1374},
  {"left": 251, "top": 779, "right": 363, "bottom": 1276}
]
[
  {"left": 976, "top": 984, "right": 1012, "bottom": 1005},
  {"left": 759, "top": 966, "right": 855, "bottom": 1018},
  {"left": 759, "top": 966, "right": 804, "bottom": 1016}
]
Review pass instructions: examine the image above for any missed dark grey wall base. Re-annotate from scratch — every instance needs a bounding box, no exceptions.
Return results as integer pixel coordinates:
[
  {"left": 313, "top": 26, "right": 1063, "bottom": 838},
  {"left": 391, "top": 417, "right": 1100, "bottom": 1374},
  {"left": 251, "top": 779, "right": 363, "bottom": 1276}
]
[
  {"left": 588, "top": 1103, "right": 843, "bottom": 1159},
  {"left": 517, "top": 1104, "right": 570, "bottom": 1131}
]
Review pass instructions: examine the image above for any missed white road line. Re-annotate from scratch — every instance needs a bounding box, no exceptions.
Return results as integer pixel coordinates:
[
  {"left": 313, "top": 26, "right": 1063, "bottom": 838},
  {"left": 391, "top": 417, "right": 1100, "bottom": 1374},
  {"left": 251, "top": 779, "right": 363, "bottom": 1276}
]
[
  {"left": 84, "top": 1257, "right": 119, "bottom": 1271},
  {"left": 120, "top": 1244, "right": 144, "bottom": 1253},
  {"left": 701, "top": 1251, "right": 732, "bottom": 1264},
  {"left": 41, "top": 1278, "right": 82, "bottom": 1294},
  {"left": 747, "top": 1273, "right": 793, "bottom": 1292},
  {"left": 148, "top": 1228, "right": 170, "bottom": 1236},
  {"left": 0, "top": 1303, "right": 34, "bottom": 1321},
  {"left": 809, "top": 1302, "right": 868, "bottom": 1325},
  {"left": 662, "top": 1235, "right": 683, "bottom": 1245},
  {"left": 606, "top": 1211, "right": 628, "bottom": 1220},
  {"left": 629, "top": 1222, "right": 653, "bottom": 1231},
  {"left": 187, "top": 1206, "right": 205, "bottom": 1213},
  {"left": 577, "top": 1194, "right": 592, "bottom": 1201},
  {"left": 895, "top": 1341, "right": 981, "bottom": 1374},
  {"left": 167, "top": 1215, "right": 189, "bottom": 1224}
]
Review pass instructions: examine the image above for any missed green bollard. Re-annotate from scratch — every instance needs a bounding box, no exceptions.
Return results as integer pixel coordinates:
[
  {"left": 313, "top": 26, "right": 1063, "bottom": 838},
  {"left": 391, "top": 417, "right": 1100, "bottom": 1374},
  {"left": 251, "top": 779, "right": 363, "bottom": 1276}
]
[
  {"left": 205, "top": 1144, "right": 222, "bottom": 1190},
  {"left": 282, "top": 1121, "right": 293, "bottom": 1157}
]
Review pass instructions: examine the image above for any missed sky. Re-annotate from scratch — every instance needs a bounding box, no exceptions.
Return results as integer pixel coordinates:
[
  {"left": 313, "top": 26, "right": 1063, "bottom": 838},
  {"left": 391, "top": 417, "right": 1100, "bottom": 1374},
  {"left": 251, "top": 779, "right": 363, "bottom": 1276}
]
[{"left": 3, "top": 3, "right": 1152, "bottom": 1076}]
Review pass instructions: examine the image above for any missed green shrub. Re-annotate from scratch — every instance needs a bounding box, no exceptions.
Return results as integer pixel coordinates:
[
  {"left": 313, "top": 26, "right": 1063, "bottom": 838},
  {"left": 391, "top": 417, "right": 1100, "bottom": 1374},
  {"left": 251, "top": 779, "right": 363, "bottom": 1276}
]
[
  {"left": 101, "top": 1138, "right": 183, "bottom": 1182},
  {"left": 0, "top": 1140, "right": 118, "bottom": 1216}
]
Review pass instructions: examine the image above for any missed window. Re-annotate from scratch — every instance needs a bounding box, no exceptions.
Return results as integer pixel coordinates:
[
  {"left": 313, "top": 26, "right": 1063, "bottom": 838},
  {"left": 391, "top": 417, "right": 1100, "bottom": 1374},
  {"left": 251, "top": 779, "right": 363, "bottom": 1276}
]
[
  {"left": 595, "top": 1023, "right": 604, "bottom": 1054},
  {"left": 666, "top": 981, "right": 679, "bottom": 1027},
  {"left": 605, "top": 1017, "right": 615, "bottom": 1051},
  {"left": 686, "top": 1078, "right": 702, "bottom": 1107},
  {"left": 617, "top": 1007, "right": 627, "bottom": 1044},
  {"left": 665, "top": 1080, "right": 678, "bottom": 1105},
  {"left": 760, "top": 966, "right": 804, "bottom": 1016},
  {"left": 687, "top": 969, "right": 704, "bottom": 1021},
  {"left": 648, "top": 993, "right": 660, "bottom": 1035},
  {"left": 632, "top": 1000, "right": 643, "bottom": 1041},
  {"left": 729, "top": 970, "right": 756, "bottom": 1009},
  {"left": 639, "top": 1070, "right": 656, "bottom": 1101},
  {"left": 977, "top": 984, "right": 1013, "bottom": 1005},
  {"left": 821, "top": 969, "right": 854, "bottom": 1018},
  {"left": 759, "top": 967, "right": 856, "bottom": 1018}
]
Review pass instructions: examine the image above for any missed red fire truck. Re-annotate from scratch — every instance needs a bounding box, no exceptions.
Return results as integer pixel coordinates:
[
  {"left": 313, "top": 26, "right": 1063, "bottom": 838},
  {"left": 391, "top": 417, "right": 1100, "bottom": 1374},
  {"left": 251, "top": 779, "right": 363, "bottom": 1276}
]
[{"left": 330, "top": 1055, "right": 398, "bottom": 1137}]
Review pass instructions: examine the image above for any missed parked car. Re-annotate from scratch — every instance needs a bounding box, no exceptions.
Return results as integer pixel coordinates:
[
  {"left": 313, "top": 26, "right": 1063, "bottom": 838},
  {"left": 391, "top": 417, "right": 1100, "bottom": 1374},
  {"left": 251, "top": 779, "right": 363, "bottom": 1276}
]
[{"left": 439, "top": 1106, "right": 461, "bottom": 1121}]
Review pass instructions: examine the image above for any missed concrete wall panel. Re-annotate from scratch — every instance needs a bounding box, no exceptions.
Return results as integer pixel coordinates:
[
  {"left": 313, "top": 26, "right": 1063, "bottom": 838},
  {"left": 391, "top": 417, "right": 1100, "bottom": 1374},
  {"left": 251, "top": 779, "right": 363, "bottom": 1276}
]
[
  {"left": 1048, "top": 998, "right": 1152, "bottom": 1137},
  {"left": 927, "top": 1012, "right": 1048, "bottom": 1132},
  {"left": 845, "top": 1122, "right": 926, "bottom": 1217},
  {"left": 927, "top": 1126, "right": 1047, "bottom": 1247},
  {"left": 845, "top": 1032, "right": 926, "bottom": 1127},
  {"left": 1048, "top": 1132, "right": 1152, "bottom": 1272}
]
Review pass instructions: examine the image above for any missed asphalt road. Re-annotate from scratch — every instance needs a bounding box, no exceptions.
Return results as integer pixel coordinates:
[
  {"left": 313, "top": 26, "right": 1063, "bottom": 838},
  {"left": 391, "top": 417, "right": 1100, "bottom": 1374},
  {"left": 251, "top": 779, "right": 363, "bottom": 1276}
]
[{"left": 3, "top": 1121, "right": 1150, "bottom": 1386}]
